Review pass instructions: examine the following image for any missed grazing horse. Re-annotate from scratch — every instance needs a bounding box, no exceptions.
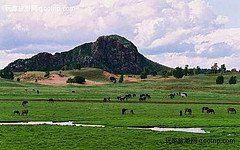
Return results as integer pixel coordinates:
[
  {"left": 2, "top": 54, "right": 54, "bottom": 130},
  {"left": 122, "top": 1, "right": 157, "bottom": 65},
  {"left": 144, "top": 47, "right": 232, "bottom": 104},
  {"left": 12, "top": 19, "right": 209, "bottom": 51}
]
[
  {"left": 72, "top": 91, "right": 76, "bottom": 93},
  {"left": 179, "top": 110, "right": 183, "bottom": 116},
  {"left": 13, "top": 110, "right": 20, "bottom": 115},
  {"left": 22, "top": 101, "right": 28, "bottom": 107},
  {"left": 21, "top": 110, "right": 28, "bottom": 115},
  {"left": 207, "top": 109, "right": 215, "bottom": 114},
  {"left": 202, "top": 107, "right": 209, "bottom": 113},
  {"left": 184, "top": 108, "right": 192, "bottom": 115},
  {"left": 130, "top": 110, "right": 134, "bottom": 114},
  {"left": 36, "top": 90, "right": 40, "bottom": 94},
  {"left": 168, "top": 93, "right": 175, "bottom": 99},
  {"left": 122, "top": 108, "right": 128, "bottom": 115},
  {"left": 47, "top": 98, "right": 54, "bottom": 103},
  {"left": 125, "top": 94, "right": 132, "bottom": 99},
  {"left": 146, "top": 94, "right": 151, "bottom": 99},
  {"left": 227, "top": 108, "right": 236, "bottom": 114},
  {"left": 139, "top": 96, "right": 146, "bottom": 101},
  {"left": 133, "top": 94, "right": 136, "bottom": 97},
  {"left": 181, "top": 93, "right": 188, "bottom": 98},
  {"left": 103, "top": 97, "right": 111, "bottom": 102}
]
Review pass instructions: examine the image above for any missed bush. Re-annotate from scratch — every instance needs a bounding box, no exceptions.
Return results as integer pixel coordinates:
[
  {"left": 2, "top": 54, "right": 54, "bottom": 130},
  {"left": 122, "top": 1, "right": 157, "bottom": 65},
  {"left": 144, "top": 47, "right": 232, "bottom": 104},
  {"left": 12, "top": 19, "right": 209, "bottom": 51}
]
[
  {"left": 216, "top": 75, "right": 224, "bottom": 84},
  {"left": 229, "top": 76, "right": 237, "bottom": 84},
  {"left": 140, "top": 71, "right": 148, "bottom": 79},
  {"left": 67, "top": 76, "right": 86, "bottom": 84},
  {"left": 151, "top": 71, "right": 158, "bottom": 76},
  {"left": 119, "top": 75, "right": 124, "bottom": 83},
  {"left": 161, "top": 70, "right": 168, "bottom": 78},
  {"left": 17, "top": 78, "right": 21, "bottom": 82},
  {"left": 44, "top": 71, "right": 50, "bottom": 78},
  {"left": 110, "top": 76, "right": 116, "bottom": 83},
  {"left": 0, "top": 70, "right": 14, "bottom": 80},
  {"left": 173, "top": 67, "right": 184, "bottom": 79}
]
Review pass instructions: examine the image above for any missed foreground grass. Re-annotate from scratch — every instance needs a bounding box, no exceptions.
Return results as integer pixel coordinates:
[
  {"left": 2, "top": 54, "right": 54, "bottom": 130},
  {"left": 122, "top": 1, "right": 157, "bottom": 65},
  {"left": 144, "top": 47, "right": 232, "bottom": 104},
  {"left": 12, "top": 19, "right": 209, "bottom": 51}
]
[{"left": 0, "top": 126, "right": 238, "bottom": 150}]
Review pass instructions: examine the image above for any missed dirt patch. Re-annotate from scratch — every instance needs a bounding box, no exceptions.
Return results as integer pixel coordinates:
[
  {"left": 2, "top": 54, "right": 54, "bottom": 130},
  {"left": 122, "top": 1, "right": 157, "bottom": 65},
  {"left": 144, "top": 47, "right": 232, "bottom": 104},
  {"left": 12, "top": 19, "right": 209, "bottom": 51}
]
[
  {"left": 38, "top": 73, "right": 69, "bottom": 86},
  {"left": 38, "top": 73, "right": 108, "bottom": 86}
]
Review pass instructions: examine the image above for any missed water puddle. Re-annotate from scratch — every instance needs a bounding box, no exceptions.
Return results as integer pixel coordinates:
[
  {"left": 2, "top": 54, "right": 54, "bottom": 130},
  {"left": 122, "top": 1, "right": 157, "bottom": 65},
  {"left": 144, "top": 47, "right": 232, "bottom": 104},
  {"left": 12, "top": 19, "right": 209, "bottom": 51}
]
[
  {"left": 128, "top": 127, "right": 208, "bottom": 133},
  {"left": 0, "top": 121, "right": 105, "bottom": 128}
]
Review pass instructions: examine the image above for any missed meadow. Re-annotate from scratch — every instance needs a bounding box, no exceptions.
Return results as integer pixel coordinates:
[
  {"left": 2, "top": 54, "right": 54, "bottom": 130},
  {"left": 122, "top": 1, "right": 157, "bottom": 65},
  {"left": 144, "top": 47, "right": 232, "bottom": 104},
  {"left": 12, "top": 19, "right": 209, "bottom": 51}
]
[{"left": 0, "top": 71, "right": 240, "bottom": 149}]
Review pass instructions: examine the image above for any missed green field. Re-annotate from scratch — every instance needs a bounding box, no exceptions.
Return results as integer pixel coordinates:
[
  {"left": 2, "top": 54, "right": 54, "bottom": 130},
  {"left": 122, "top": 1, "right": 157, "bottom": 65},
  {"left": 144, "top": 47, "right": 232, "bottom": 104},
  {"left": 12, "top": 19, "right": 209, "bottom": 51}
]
[{"left": 0, "top": 71, "right": 240, "bottom": 149}]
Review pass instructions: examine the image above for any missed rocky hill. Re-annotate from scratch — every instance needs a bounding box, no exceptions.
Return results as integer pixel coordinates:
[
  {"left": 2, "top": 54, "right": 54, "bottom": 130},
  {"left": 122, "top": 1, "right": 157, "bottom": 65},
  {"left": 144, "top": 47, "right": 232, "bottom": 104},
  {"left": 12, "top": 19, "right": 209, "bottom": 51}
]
[{"left": 4, "top": 35, "right": 169, "bottom": 74}]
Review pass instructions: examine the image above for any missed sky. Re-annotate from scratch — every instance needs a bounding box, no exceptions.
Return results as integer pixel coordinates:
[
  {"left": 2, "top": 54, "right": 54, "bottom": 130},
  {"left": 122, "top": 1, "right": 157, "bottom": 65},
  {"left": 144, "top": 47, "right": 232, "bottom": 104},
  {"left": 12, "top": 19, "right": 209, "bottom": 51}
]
[{"left": 0, "top": 0, "right": 240, "bottom": 70}]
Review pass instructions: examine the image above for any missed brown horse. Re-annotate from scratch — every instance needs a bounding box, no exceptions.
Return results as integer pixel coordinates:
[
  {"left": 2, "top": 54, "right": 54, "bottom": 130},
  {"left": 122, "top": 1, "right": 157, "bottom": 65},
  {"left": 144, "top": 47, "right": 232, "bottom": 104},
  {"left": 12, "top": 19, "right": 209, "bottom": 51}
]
[
  {"left": 207, "top": 109, "right": 215, "bottom": 114},
  {"left": 202, "top": 107, "right": 209, "bottom": 113},
  {"left": 184, "top": 108, "right": 192, "bottom": 115},
  {"left": 227, "top": 108, "right": 236, "bottom": 114},
  {"left": 21, "top": 110, "right": 28, "bottom": 115}
]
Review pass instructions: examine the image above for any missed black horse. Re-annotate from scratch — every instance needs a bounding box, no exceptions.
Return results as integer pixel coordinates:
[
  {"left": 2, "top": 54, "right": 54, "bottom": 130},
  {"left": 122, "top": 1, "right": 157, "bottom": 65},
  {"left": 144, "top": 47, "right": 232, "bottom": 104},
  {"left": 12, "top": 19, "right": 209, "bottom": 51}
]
[
  {"left": 122, "top": 108, "right": 128, "bottom": 115},
  {"left": 207, "top": 109, "right": 215, "bottom": 114},
  {"left": 22, "top": 101, "right": 28, "bottom": 107},
  {"left": 47, "top": 98, "right": 54, "bottom": 103},
  {"left": 13, "top": 110, "right": 20, "bottom": 115},
  {"left": 21, "top": 110, "right": 28, "bottom": 115},
  {"left": 184, "top": 108, "right": 192, "bottom": 115},
  {"left": 227, "top": 108, "right": 236, "bottom": 114},
  {"left": 202, "top": 107, "right": 209, "bottom": 113},
  {"left": 168, "top": 93, "right": 175, "bottom": 99}
]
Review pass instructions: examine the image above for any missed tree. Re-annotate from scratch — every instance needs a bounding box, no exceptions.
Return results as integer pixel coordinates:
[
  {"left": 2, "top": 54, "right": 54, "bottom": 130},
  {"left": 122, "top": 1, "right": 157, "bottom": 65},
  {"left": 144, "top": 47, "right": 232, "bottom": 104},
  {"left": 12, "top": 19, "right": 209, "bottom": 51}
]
[
  {"left": 211, "top": 63, "right": 219, "bottom": 74},
  {"left": 229, "top": 76, "right": 237, "bottom": 84},
  {"left": 151, "top": 71, "right": 158, "bottom": 76},
  {"left": 140, "top": 71, "right": 148, "bottom": 79},
  {"left": 119, "top": 75, "right": 124, "bottom": 83},
  {"left": 173, "top": 67, "right": 184, "bottom": 79},
  {"left": 74, "top": 63, "right": 81, "bottom": 70},
  {"left": 183, "top": 65, "right": 189, "bottom": 76},
  {"left": 144, "top": 68, "right": 150, "bottom": 75},
  {"left": 195, "top": 66, "right": 201, "bottom": 75},
  {"left": 220, "top": 64, "right": 226, "bottom": 73},
  {"left": 216, "top": 75, "right": 224, "bottom": 84},
  {"left": 0, "top": 70, "right": 14, "bottom": 80},
  {"left": 161, "top": 70, "right": 168, "bottom": 78}
]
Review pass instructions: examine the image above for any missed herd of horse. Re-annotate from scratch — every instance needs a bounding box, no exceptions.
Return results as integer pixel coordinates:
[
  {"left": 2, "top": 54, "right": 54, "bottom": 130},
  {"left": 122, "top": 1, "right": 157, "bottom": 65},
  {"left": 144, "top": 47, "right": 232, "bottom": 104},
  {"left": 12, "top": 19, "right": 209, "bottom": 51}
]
[
  {"left": 19, "top": 89, "right": 237, "bottom": 117},
  {"left": 181, "top": 107, "right": 237, "bottom": 116},
  {"left": 168, "top": 92, "right": 188, "bottom": 99},
  {"left": 104, "top": 93, "right": 151, "bottom": 102}
]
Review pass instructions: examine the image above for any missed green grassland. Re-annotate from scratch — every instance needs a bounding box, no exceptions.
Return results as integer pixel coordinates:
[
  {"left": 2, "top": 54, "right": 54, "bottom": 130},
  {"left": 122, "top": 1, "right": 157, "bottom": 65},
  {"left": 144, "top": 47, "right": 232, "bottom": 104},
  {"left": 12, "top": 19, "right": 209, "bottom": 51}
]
[{"left": 0, "top": 71, "right": 240, "bottom": 149}]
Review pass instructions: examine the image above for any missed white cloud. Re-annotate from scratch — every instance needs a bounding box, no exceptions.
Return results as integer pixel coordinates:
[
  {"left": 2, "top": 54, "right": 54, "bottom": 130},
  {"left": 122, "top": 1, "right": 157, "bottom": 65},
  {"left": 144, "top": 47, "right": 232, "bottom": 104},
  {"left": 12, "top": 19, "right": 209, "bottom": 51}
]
[
  {"left": 147, "top": 53, "right": 240, "bottom": 70},
  {"left": 0, "top": 0, "right": 239, "bottom": 69},
  {"left": 0, "top": 50, "right": 33, "bottom": 69}
]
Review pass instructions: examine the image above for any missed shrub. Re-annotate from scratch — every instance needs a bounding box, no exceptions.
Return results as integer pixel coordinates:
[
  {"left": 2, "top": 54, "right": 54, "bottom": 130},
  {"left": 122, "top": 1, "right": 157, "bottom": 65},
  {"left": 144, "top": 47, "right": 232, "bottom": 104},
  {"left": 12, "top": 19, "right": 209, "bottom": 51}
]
[
  {"left": 0, "top": 70, "right": 14, "bottom": 80},
  {"left": 67, "top": 76, "right": 86, "bottom": 84},
  {"left": 229, "top": 76, "right": 237, "bottom": 84},
  {"left": 173, "top": 67, "right": 184, "bottom": 79},
  {"left": 140, "top": 71, "right": 148, "bottom": 79},
  {"left": 119, "top": 75, "right": 124, "bottom": 83},
  {"left": 110, "top": 76, "right": 116, "bottom": 83},
  {"left": 151, "top": 71, "right": 158, "bottom": 76},
  {"left": 216, "top": 75, "right": 224, "bottom": 84},
  {"left": 44, "top": 71, "right": 50, "bottom": 78},
  {"left": 17, "top": 78, "right": 21, "bottom": 82}
]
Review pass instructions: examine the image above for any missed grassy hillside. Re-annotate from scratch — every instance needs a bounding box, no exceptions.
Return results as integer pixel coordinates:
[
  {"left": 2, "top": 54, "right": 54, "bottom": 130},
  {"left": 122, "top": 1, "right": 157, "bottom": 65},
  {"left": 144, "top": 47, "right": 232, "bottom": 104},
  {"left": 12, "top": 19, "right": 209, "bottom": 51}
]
[{"left": 63, "top": 68, "right": 110, "bottom": 81}]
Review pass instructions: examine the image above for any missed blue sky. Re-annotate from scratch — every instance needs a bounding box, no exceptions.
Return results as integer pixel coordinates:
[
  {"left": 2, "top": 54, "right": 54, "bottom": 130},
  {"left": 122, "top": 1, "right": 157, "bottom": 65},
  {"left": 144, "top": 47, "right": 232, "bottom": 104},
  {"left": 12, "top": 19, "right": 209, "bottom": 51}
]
[
  {"left": 210, "top": 0, "right": 240, "bottom": 28},
  {"left": 1, "top": 0, "right": 240, "bottom": 70}
]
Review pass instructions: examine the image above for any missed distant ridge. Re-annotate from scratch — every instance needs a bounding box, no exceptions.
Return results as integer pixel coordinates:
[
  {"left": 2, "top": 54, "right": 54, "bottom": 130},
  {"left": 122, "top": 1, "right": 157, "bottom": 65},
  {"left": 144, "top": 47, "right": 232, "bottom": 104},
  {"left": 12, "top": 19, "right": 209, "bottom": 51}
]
[{"left": 4, "top": 35, "right": 170, "bottom": 74}]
